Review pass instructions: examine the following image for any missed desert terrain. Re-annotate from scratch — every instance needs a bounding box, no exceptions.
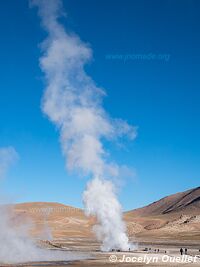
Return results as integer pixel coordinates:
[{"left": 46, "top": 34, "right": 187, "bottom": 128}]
[{"left": 1, "top": 186, "right": 200, "bottom": 266}]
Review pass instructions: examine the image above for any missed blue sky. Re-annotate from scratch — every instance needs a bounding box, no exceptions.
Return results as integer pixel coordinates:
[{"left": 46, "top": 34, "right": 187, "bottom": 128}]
[{"left": 0, "top": 0, "right": 200, "bottom": 210}]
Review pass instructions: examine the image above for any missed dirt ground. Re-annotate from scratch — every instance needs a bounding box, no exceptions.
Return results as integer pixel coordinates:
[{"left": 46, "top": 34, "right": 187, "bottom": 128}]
[{"left": 1, "top": 238, "right": 200, "bottom": 267}]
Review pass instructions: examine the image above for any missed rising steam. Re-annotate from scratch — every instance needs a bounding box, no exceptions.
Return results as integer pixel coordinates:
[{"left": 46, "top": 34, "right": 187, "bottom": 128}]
[
  {"left": 0, "top": 147, "right": 18, "bottom": 178},
  {"left": 0, "top": 147, "right": 87, "bottom": 263},
  {"left": 32, "top": 0, "right": 136, "bottom": 251}
]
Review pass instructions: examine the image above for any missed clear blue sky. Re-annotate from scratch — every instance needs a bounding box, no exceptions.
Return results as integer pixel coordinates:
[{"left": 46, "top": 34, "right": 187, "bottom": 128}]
[{"left": 0, "top": 0, "right": 200, "bottom": 210}]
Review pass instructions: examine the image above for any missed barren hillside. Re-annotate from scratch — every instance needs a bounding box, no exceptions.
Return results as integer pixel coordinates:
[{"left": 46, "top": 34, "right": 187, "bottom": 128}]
[
  {"left": 126, "top": 186, "right": 200, "bottom": 217},
  {"left": 10, "top": 186, "right": 200, "bottom": 243},
  {"left": 13, "top": 202, "right": 94, "bottom": 239},
  {"left": 125, "top": 186, "right": 200, "bottom": 243}
]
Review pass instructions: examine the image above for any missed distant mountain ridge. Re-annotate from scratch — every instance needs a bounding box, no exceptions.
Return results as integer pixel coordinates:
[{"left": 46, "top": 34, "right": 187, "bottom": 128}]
[
  {"left": 13, "top": 186, "right": 200, "bottom": 218},
  {"left": 10, "top": 186, "right": 200, "bottom": 241},
  {"left": 126, "top": 186, "right": 200, "bottom": 217}
]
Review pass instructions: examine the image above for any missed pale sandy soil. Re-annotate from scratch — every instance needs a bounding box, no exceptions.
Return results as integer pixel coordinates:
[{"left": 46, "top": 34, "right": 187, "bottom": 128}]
[{"left": 1, "top": 238, "right": 200, "bottom": 267}]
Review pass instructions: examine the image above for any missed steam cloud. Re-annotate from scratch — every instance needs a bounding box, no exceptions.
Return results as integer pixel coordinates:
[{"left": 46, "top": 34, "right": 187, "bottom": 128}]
[
  {"left": 0, "top": 147, "right": 18, "bottom": 178},
  {"left": 32, "top": 0, "right": 136, "bottom": 251},
  {"left": 0, "top": 147, "right": 41, "bottom": 263},
  {"left": 0, "top": 147, "right": 87, "bottom": 263},
  {"left": 0, "top": 204, "right": 81, "bottom": 263}
]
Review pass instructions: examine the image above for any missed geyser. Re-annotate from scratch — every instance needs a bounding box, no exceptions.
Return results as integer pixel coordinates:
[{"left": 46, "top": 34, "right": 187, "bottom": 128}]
[
  {"left": 32, "top": 0, "right": 137, "bottom": 251},
  {"left": 83, "top": 177, "right": 130, "bottom": 251}
]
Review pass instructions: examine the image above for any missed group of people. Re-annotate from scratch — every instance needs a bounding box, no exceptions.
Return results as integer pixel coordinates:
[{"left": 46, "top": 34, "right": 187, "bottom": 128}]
[
  {"left": 143, "top": 248, "right": 167, "bottom": 254},
  {"left": 180, "top": 248, "right": 187, "bottom": 255},
  {"left": 143, "top": 247, "right": 192, "bottom": 256}
]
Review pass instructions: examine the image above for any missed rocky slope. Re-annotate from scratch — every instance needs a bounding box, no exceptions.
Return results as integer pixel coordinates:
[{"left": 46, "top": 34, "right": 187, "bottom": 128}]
[{"left": 126, "top": 186, "right": 200, "bottom": 217}]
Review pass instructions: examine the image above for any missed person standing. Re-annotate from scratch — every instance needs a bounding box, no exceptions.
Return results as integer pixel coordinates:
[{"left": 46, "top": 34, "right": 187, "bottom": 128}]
[{"left": 180, "top": 248, "right": 183, "bottom": 255}]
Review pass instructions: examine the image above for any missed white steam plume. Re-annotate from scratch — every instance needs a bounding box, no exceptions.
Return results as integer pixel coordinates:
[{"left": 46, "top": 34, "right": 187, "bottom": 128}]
[
  {"left": 0, "top": 205, "right": 85, "bottom": 263},
  {"left": 0, "top": 146, "right": 18, "bottom": 178},
  {"left": 0, "top": 146, "right": 87, "bottom": 263},
  {"left": 32, "top": 0, "right": 137, "bottom": 251}
]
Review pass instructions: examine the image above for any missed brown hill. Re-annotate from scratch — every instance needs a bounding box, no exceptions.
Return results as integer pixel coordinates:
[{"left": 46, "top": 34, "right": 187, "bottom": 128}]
[
  {"left": 126, "top": 186, "right": 200, "bottom": 217},
  {"left": 13, "top": 202, "right": 94, "bottom": 239},
  {"left": 125, "top": 186, "right": 200, "bottom": 243},
  {"left": 8, "top": 186, "right": 200, "bottom": 243}
]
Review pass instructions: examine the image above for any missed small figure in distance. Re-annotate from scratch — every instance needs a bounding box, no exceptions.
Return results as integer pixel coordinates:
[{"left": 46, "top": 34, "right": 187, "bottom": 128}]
[
  {"left": 185, "top": 248, "right": 187, "bottom": 255},
  {"left": 180, "top": 248, "right": 183, "bottom": 255}
]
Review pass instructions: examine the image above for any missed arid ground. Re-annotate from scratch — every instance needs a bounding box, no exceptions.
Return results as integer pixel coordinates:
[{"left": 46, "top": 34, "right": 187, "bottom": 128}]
[
  {"left": 1, "top": 238, "right": 200, "bottom": 267},
  {"left": 1, "top": 187, "right": 200, "bottom": 266}
]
